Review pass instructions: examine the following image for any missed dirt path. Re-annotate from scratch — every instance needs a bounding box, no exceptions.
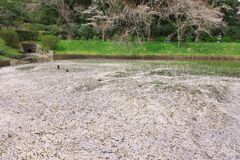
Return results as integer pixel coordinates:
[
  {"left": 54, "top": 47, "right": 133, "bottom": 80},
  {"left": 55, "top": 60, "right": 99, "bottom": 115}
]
[{"left": 0, "top": 60, "right": 240, "bottom": 160}]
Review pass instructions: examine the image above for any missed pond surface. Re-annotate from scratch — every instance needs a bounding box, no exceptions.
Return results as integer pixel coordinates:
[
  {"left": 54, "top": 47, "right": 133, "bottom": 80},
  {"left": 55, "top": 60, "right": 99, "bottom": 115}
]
[{"left": 0, "top": 60, "right": 240, "bottom": 159}]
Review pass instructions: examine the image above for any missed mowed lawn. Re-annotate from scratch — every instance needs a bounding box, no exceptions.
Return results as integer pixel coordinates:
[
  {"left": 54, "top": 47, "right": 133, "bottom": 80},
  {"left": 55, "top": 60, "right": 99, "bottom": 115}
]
[{"left": 55, "top": 40, "right": 240, "bottom": 57}]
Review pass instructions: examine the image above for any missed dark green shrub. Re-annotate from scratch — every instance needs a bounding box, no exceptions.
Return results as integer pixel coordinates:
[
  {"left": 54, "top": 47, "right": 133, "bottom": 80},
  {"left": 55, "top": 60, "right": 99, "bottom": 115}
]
[
  {"left": 28, "top": 23, "right": 48, "bottom": 31},
  {"left": 0, "top": 30, "right": 19, "bottom": 48},
  {"left": 16, "top": 30, "right": 39, "bottom": 41},
  {"left": 185, "top": 36, "right": 194, "bottom": 42},
  {"left": 223, "top": 36, "right": 234, "bottom": 42},
  {"left": 28, "top": 24, "right": 61, "bottom": 36},
  {"left": 48, "top": 25, "right": 60, "bottom": 36},
  {"left": 153, "top": 23, "right": 177, "bottom": 37},
  {"left": 69, "top": 24, "right": 81, "bottom": 39},
  {"left": 32, "top": 5, "right": 59, "bottom": 25},
  {"left": 41, "top": 35, "right": 60, "bottom": 50},
  {"left": 202, "top": 36, "right": 218, "bottom": 42},
  {"left": 227, "top": 26, "right": 240, "bottom": 41},
  {"left": 105, "top": 25, "right": 119, "bottom": 39},
  {"left": 78, "top": 25, "right": 95, "bottom": 40},
  {"left": 155, "top": 36, "right": 167, "bottom": 42}
]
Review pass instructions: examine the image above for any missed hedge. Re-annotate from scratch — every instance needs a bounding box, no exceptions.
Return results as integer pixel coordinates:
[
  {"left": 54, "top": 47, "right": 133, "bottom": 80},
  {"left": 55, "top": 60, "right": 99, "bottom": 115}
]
[{"left": 16, "top": 30, "right": 39, "bottom": 41}]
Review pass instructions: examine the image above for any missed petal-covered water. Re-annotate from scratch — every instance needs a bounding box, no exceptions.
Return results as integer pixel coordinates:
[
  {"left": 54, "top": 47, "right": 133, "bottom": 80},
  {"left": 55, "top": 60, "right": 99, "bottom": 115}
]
[{"left": 0, "top": 60, "right": 240, "bottom": 159}]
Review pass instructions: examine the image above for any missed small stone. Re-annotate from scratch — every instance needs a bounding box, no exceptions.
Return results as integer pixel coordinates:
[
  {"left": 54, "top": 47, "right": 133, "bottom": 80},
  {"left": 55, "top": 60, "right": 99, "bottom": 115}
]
[
  {"left": 192, "top": 117, "right": 197, "bottom": 121},
  {"left": 7, "top": 133, "right": 12, "bottom": 138},
  {"left": 98, "top": 78, "right": 103, "bottom": 81}
]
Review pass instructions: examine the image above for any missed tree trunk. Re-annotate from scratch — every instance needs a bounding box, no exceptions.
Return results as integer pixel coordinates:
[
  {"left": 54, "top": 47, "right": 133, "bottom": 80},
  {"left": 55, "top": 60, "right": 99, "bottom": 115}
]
[
  {"left": 102, "top": 29, "right": 106, "bottom": 41},
  {"left": 67, "top": 28, "right": 73, "bottom": 40},
  {"left": 177, "top": 29, "right": 184, "bottom": 50},
  {"left": 147, "top": 26, "right": 151, "bottom": 41},
  {"left": 195, "top": 32, "right": 200, "bottom": 42},
  {"left": 66, "top": 22, "right": 73, "bottom": 39}
]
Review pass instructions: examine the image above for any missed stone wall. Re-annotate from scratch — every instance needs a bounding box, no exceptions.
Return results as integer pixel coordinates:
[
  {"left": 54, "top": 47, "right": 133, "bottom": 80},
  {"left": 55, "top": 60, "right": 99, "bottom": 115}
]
[{"left": 21, "top": 42, "right": 37, "bottom": 53}]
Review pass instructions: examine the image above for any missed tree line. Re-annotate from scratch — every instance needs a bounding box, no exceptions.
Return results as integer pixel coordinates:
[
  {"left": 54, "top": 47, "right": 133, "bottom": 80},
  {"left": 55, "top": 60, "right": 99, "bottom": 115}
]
[{"left": 0, "top": 0, "right": 240, "bottom": 42}]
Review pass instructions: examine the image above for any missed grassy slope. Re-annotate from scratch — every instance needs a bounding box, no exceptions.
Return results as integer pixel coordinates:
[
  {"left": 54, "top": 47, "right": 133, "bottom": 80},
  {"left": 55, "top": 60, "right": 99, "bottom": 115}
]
[
  {"left": 0, "top": 39, "right": 21, "bottom": 60},
  {"left": 55, "top": 40, "right": 240, "bottom": 57}
]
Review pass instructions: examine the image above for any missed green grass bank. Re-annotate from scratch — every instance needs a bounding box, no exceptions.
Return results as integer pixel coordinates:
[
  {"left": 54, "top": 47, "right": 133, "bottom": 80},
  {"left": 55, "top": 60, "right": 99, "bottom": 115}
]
[{"left": 55, "top": 40, "right": 240, "bottom": 57}]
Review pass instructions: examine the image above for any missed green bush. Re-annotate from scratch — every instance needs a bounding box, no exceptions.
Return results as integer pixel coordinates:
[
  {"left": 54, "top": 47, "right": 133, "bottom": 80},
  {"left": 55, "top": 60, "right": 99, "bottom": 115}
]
[
  {"left": 153, "top": 23, "right": 177, "bottom": 37},
  {"left": 105, "top": 25, "right": 119, "bottom": 39},
  {"left": 155, "top": 36, "right": 167, "bottom": 42},
  {"left": 16, "top": 30, "right": 39, "bottom": 41},
  {"left": 202, "top": 36, "right": 218, "bottom": 42},
  {"left": 28, "top": 23, "right": 48, "bottom": 31},
  {"left": 227, "top": 26, "right": 240, "bottom": 41},
  {"left": 0, "top": 30, "right": 19, "bottom": 48},
  {"left": 71, "top": 24, "right": 80, "bottom": 38},
  {"left": 28, "top": 24, "right": 61, "bottom": 36},
  {"left": 0, "top": 38, "right": 22, "bottom": 59},
  {"left": 78, "top": 25, "right": 95, "bottom": 40},
  {"left": 48, "top": 25, "right": 60, "bottom": 36},
  {"left": 223, "top": 36, "right": 234, "bottom": 42},
  {"left": 41, "top": 35, "right": 60, "bottom": 50},
  {"left": 185, "top": 36, "right": 194, "bottom": 42}
]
